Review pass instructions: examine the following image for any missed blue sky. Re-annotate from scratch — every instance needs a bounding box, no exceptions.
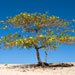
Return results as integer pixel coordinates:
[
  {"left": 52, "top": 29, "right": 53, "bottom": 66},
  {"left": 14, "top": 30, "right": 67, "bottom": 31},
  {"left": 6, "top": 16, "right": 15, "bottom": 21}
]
[{"left": 0, "top": 0, "right": 75, "bottom": 64}]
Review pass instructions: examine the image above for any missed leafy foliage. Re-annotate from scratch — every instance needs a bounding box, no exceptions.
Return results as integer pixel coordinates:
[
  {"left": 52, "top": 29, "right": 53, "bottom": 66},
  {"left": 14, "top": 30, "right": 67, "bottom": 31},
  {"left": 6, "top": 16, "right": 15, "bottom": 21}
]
[{"left": 0, "top": 12, "right": 75, "bottom": 51}]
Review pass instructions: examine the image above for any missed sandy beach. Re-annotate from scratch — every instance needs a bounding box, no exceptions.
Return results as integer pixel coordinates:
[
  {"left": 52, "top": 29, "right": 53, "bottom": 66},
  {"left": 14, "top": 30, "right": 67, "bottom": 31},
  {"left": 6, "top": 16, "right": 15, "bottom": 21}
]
[{"left": 0, "top": 63, "right": 75, "bottom": 75}]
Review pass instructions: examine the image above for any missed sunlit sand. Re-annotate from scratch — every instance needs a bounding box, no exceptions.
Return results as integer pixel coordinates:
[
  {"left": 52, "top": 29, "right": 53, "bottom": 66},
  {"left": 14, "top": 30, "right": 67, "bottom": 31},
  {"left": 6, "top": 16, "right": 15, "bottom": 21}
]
[{"left": 0, "top": 63, "right": 75, "bottom": 75}]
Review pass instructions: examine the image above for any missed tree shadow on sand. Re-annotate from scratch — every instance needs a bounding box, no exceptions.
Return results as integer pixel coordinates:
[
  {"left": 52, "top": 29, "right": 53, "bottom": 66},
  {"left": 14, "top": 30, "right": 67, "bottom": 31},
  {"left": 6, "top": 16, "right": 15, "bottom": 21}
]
[{"left": 6, "top": 63, "right": 74, "bottom": 69}]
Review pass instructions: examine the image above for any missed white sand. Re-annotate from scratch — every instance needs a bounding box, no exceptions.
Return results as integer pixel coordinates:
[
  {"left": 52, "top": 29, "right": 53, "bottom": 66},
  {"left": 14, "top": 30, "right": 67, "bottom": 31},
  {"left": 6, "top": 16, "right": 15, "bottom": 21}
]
[{"left": 0, "top": 63, "right": 75, "bottom": 75}]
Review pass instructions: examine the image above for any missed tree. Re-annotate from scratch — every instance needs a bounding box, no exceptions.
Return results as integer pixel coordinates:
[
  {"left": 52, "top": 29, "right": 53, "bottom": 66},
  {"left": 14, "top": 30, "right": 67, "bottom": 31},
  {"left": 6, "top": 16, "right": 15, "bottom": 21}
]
[{"left": 0, "top": 12, "right": 75, "bottom": 67}]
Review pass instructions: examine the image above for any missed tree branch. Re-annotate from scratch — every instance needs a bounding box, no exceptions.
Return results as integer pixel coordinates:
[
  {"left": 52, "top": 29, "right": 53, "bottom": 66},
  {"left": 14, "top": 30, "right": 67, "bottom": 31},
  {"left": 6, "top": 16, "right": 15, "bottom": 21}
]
[{"left": 38, "top": 46, "right": 45, "bottom": 49}]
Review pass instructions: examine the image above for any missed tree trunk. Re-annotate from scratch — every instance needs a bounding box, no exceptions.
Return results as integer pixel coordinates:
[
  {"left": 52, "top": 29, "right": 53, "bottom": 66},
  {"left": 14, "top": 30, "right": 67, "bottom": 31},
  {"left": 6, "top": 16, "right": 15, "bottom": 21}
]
[
  {"left": 35, "top": 48, "right": 41, "bottom": 64},
  {"left": 35, "top": 48, "right": 49, "bottom": 67},
  {"left": 45, "top": 51, "right": 47, "bottom": 63}
]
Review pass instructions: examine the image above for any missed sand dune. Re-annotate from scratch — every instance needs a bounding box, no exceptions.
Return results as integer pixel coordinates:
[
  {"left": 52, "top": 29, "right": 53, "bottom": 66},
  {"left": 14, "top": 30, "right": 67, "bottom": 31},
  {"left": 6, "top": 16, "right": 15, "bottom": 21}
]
[{"left": 0, "top": 63, "right": 75, "bottom": 75}]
